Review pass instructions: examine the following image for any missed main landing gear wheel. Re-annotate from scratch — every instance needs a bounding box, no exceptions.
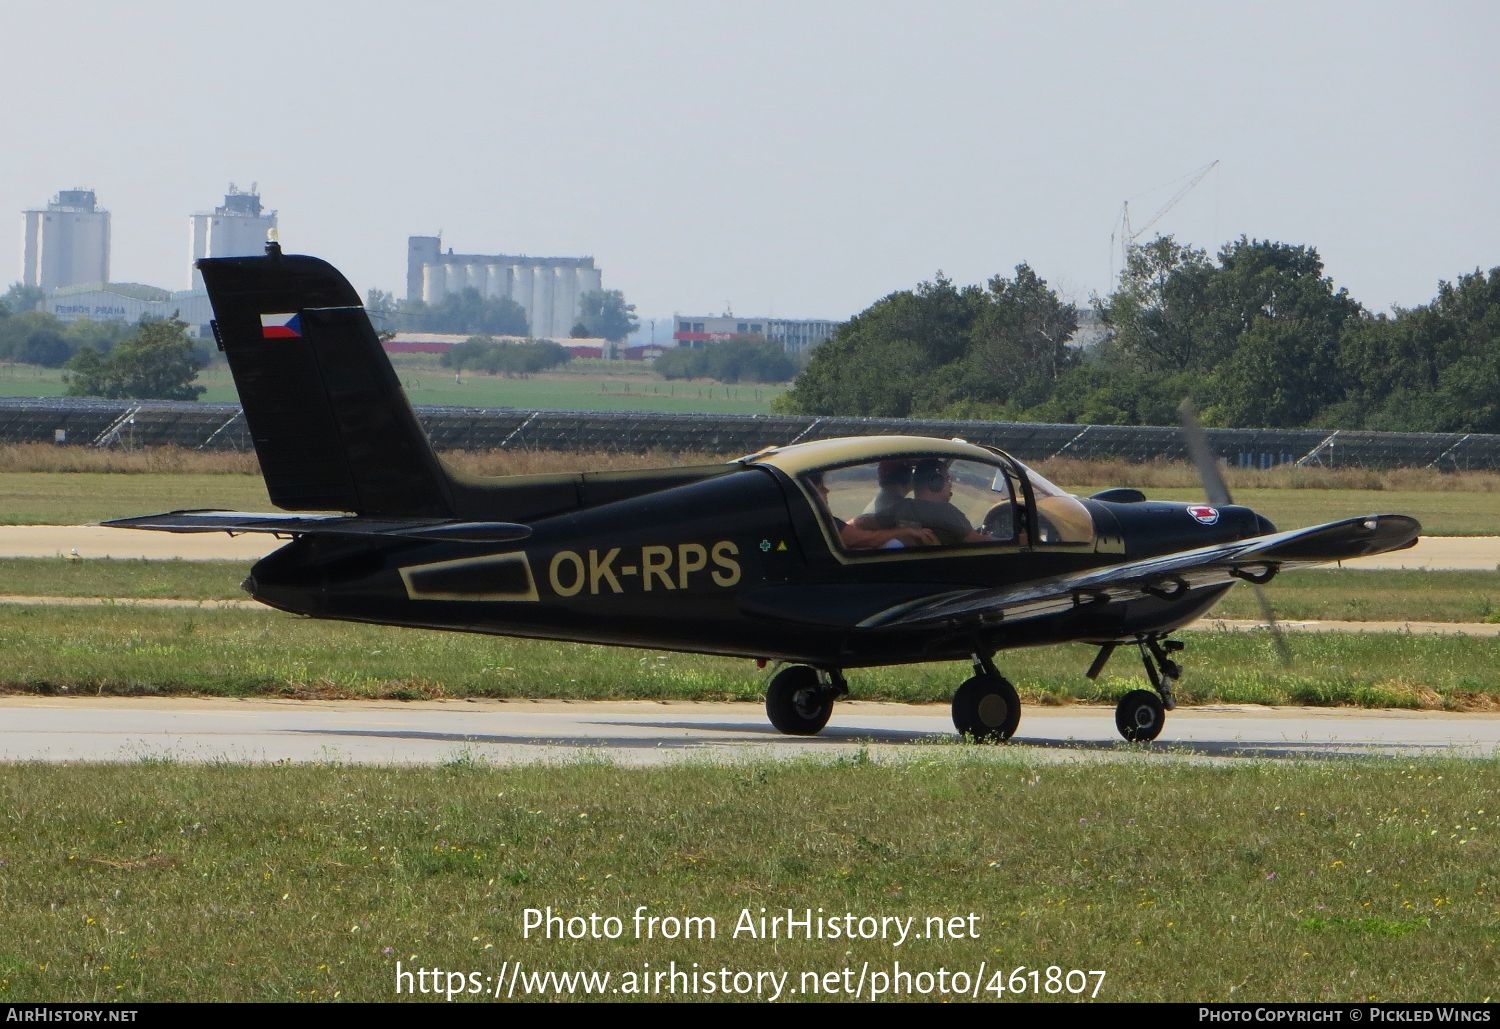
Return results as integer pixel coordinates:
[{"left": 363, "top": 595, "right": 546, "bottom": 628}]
[
  {"left": 765, "top": 665, "right": 835, "bottom": 736},
  {"left": 1115, "top": 689, "right": 1166, "bottom": 742},
  {"left": 952, "top": 674, "right": 1021, "bottom": 742}
]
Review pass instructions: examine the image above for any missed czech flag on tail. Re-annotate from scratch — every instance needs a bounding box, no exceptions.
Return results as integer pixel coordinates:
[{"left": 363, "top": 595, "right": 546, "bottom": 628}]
[{"left": 260, "top": 312, "right": 302, "bottom": 339}]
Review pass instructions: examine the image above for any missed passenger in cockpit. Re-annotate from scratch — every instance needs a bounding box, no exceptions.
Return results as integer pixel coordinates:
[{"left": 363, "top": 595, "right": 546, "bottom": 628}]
[
  {"left": 807, "top": 471, "right": 937, "bottom": 550},
  {"left": 863, "top": 460, "right": 915, "bottom": 516}
]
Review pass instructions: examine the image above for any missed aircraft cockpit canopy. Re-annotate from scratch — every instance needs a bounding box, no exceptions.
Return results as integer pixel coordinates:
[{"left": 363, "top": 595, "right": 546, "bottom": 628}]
[{"left": 752, "top": 438, "right": 1095, "bottom": 552}]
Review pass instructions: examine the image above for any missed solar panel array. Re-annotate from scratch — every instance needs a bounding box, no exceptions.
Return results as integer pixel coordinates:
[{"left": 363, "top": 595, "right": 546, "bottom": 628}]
[{"left": 2, "top": 397, "right": 1498, "bottom": 470}]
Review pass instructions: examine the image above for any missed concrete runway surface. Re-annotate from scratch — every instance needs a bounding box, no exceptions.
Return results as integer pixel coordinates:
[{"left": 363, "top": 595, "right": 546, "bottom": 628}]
[{"left": 2, "top": 697, "right": 1496, "bottom": 766}]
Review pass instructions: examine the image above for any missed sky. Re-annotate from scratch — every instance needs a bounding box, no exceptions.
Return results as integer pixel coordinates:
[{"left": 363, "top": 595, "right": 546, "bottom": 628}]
[{"left": 4, "top": 0, "right": 1496, "bottom": 320}]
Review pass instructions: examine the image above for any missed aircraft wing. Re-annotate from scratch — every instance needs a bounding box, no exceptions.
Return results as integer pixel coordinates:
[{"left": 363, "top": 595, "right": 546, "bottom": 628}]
[
  {"left": 861, "top": 514, "right": 1420, "bottom": 631},
  {"left": 103, "top": 510, "right": 532, "bottom": 544}
]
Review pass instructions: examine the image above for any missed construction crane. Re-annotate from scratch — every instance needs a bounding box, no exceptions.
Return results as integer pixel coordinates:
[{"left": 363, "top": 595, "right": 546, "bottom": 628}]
[{"left": 1111, "top": 159, "right": 1220, "bottom": 280}]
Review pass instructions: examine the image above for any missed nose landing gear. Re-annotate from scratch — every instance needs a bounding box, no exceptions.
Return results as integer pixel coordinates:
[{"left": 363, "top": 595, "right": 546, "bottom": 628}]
[{"left": 1089, "top": 635, "right": 1184, "bottom": 742}]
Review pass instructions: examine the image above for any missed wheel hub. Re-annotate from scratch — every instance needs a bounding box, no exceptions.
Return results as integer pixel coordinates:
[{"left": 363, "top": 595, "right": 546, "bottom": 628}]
[
  {"left": 793, "top": 689, "right": 825, "bottom": 719},
  {"left": 976, "top": 693, "right": 1010, "bottom": 727}
]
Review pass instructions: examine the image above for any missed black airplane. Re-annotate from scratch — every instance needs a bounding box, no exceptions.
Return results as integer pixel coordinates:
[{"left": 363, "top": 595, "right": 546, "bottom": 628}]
[{"left": 108, "top": 245, "right": 1421, "bottom": 743}]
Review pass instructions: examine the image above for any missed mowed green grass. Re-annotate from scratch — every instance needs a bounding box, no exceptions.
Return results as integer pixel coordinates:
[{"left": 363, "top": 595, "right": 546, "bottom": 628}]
[
  {"left": 0, "top": 759, "right": 1493, "bottom": 1002},
  {"left": 0, "top": 359, "right": 787, "bottom": 414},
  {"left": 0, "top": 601, "right": 1494, "bottom": 710},
  {"left": 0, "top": 471, "right": 273, "bottom": 525}
]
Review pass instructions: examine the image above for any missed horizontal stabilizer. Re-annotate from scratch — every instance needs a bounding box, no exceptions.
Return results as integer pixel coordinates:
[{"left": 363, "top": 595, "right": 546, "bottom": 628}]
[{"left": 103, "top": 510, "right": 531, "bottom": 544}]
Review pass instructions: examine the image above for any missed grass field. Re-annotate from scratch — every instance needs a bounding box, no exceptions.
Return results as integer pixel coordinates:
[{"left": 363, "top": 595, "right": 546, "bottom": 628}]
[
  {"left": 0, "top": 599, "right": 1495, "bottom": 710},
  {"left": 0, "top": 758, "right": 1494, "bottom": 1002},
  {"left": 0, "top": 358, "right": 787, "bottom": 415}
]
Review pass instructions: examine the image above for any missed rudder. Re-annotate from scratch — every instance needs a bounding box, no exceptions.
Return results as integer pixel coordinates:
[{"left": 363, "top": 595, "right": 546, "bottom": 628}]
[{"left": 200, "top": 246, "right": 456, "bottom": 517}]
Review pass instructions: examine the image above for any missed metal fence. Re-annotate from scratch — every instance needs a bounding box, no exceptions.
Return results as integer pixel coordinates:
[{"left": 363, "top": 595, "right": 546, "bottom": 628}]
[{"left": 3, "top": 397, "right": 1499, "bottom": 470}]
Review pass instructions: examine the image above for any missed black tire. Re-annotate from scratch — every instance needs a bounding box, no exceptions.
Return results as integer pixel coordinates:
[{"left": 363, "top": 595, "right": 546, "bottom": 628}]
[
  {"left": 1115, "top": 689, "right": 1166, "bottom": 742},
  {"left": 765, "top": 665, "right": 834, "bottom": 736},
  {"left": 951, "top": 674, "right": 1021, "bottom": 742}
]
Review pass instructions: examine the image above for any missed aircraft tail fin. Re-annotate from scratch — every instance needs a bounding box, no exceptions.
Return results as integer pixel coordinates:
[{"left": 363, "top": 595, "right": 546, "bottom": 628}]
[{"left": 199, "top": 245, "right": 457, "bottom": 518}]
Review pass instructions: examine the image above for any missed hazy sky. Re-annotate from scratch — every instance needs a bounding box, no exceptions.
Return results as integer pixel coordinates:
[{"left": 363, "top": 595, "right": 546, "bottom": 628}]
[{"left": 5, "top": 0, "right": 1495, "bottom": 319}]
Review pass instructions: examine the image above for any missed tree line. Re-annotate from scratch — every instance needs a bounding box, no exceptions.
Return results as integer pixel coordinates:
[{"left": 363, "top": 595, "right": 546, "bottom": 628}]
[
  {"left": 0, "top": 285, "right": 134, "bottom": 368},
  {"left": 653, "top": 336, "right": 798, "bottom": 384},
  {"left": 440, "top": 337, "right": 573, "bottom": 376},
  {"left": 775, "top": 236, "right": 1500, "bottom": 433}
]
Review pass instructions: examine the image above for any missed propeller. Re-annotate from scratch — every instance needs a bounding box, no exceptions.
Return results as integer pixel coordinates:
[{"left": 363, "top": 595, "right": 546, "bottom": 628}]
[{"left": 1177, "top": 399, "right": 1292, "bottom": 664}]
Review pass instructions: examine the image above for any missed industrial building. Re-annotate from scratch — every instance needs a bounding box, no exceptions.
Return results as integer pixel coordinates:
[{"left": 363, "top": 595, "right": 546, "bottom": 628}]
[
  {"left": 22, "top": 189, "right": 110, "bottom": 291},
  {"left": 23, "top": 184, "right": 270, "bottom": 335},
  {"left": 672, "top": 313, "right": 840, "bottom": 355},
  {"left": 406, "top": 235, "right": 603, "bottom": 340},
  {"left": 44, "top": 284, "right": 214, "bottom": 334},
  {"left": 189, "top": 185, "right": 277, "bottom": 289}
]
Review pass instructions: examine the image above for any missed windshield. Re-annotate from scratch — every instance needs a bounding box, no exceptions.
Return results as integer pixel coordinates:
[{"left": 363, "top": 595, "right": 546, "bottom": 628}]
[{"left": 997, "top": 460, "right": 1071, "bottom": 500}]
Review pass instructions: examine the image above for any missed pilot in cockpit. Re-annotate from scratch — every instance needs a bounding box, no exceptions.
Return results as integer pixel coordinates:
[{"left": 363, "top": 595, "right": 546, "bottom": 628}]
[
  {"left": 874, "top": 459, "right": 994, "bottom": 546},
  {"left": 807, "top": 470, "right": 937, "bottom": 550}
]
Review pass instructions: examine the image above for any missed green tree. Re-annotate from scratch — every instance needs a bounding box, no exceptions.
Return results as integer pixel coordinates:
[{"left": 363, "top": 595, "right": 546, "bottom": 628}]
[
  {"left": 1083, "top": 236, "right": 1366, "bottom": 427},
  {"left": 776, "top": 274, "right": 985, "bottom": 416},
  {"left": 2, "top": 283, "right": 45, "bottom": 314},
  {"left": 400, "top": 289, "right": 529, "bottom": 336},
  {"left": 64, "top": 347, "right": 116, "bottom": 396},
  {"left": 440, "top": 336, "right": 571, "bottom": 376},
  {"left": 1424, "top": 269, "right": 1500, "bottom": 432},
  {"left": 64, "top": 317, "right": 131, "bottom": 355},
  {"left": 575, "top": 290, "right": 639, "bottom": 343},
  {"left": 1096, "top": 236, "right": 1213, "bottom": 372},
  {"left": 365, "top": 288, "right": 397, "bottom": 316},
  {"left": 0, "top": 311, "right": 66, "bottom": 362},
  {"left": 18, "top": 328, "right": 70, "bottom": 367},
  {"left": 365, "top": 288, "right": 400, "bottom": 337},
  {"left": 1327, "top": 268, "right": 1500, "bottom": 432},
  {"left": 64, "top": 314, "right": 205, "bottom": 400},
  {"left": 1193, "top": 238, "right": 1362, "bottom": 426},
  {"left": 655, "top": 337, "right": 795, "bottom": 383},
  {"left": 0, "top": 314, "right": 134, "bottom": 369},
  {"left": 953, "top": 263, "right": 1078, "bottom": 410},
  {"left": 1331, "top": 311, "right": 1431, "bottom": 430}
]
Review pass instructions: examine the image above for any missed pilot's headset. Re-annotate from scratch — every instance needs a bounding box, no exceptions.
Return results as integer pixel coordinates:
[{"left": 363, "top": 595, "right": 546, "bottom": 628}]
[{"left": 916, "top": 459, "right": 949, "bottom": 493}]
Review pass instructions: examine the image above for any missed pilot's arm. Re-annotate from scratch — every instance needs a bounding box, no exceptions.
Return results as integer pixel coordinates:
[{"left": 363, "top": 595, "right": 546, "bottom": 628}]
[{"left": 847, "top": 515, "right": 938, "bottom": 548}]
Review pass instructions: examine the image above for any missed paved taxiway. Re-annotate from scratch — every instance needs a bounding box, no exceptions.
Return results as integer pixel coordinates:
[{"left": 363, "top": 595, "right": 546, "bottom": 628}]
[{"left": 2, "top": 697, "right": 1496, "bottom": 766}]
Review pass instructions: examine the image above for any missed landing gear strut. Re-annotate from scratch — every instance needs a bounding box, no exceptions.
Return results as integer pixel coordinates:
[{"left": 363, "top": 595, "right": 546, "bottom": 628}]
[
  {"left": 1090, "top": 635, "right": 1184, "bottom": 742},
  {"left": 951, "top": 652, "right": 1021, "bottom": 742},
  {"left": 765, "top": 665, "right": 846, "bottom": 736}
]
